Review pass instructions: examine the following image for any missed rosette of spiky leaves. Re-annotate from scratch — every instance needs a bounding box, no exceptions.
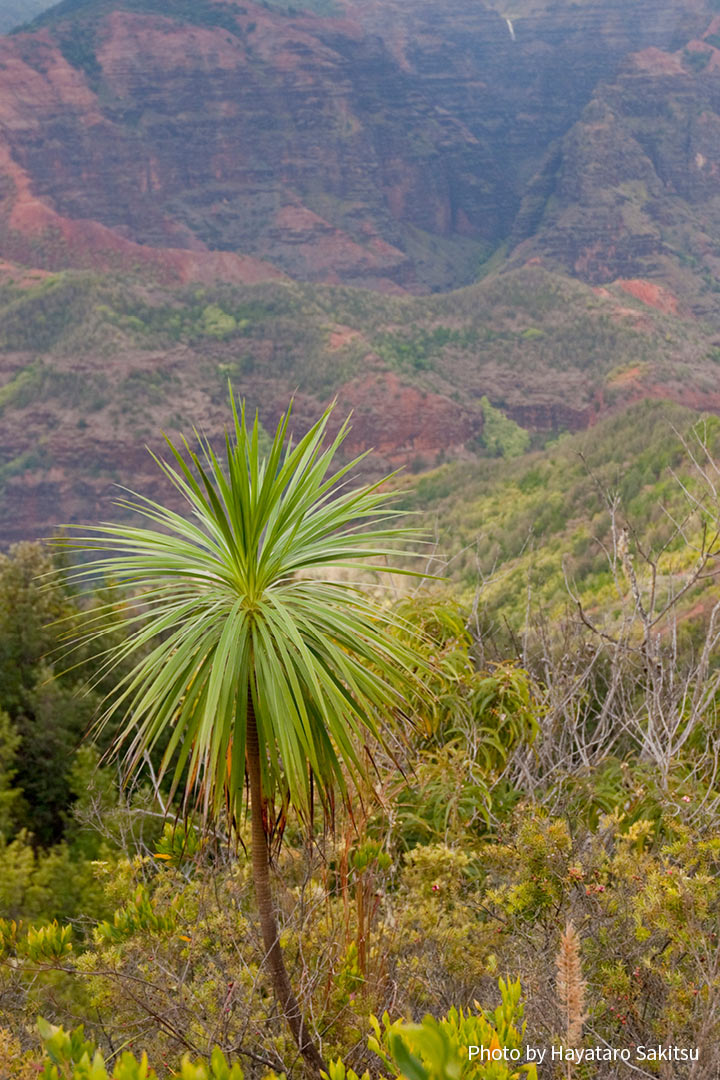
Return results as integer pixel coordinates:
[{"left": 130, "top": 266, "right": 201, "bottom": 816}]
[{"left": 61, "top": 399, "right": 430, "bottom": 827}]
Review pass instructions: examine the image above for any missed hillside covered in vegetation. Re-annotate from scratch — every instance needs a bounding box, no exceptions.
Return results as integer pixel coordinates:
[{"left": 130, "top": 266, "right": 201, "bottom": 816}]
[
  {"left": 407, "top": 400, "right": 720, "bottom": 625},
  {"left": 1, "top": 401, "right": 719, "bottom": 1077},
  {"left": 1, "top": 263, "right": 719, "bottom": 547}
]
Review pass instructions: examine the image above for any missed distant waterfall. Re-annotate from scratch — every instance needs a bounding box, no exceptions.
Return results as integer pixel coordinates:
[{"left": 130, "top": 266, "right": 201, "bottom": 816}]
[{"left": 505, "top": 17, "right": 516, "bottom": 41}]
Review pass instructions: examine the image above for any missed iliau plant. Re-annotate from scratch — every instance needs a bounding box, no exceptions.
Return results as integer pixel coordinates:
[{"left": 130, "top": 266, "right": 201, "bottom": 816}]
[{"left": 60, "top": 395, "right": 431, "bottom": 1072}]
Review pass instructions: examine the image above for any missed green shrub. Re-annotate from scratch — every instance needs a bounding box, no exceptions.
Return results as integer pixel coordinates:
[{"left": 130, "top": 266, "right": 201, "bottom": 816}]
[
  {"left": 33, "top": 985, "right": 534, "bottom": 1080},
  {"left": 373, "top": 326, "right": 478, "bottom": 372},
  {"left": 36, "top": 1019, "right": 244, "bottom": 1079},
  {"left": 324, "top": 979, "right": 536, "bottom": 1080},
  {"left": 478, "top": 398, "right": 530, "bottom": 458},
  {"left": 200, "top": 304, "right": 238, "bottom": 339}
]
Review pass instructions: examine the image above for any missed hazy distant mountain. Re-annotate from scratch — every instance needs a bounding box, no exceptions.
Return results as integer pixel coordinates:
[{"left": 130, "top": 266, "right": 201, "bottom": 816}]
[
  {"left": 0, "top": 0, "right": 56, "bottom": 33},
  {"left": 1, "top": 0, "right": 720, "bottom": 543},
  {"left": 0, "top": 0, "right": 717, "bottom": 295}
]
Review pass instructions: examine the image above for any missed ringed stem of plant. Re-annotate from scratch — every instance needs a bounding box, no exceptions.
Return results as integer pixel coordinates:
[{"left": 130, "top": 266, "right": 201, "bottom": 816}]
[{"left": 246, "top": 697, "right": 326, "bottom": 1075}]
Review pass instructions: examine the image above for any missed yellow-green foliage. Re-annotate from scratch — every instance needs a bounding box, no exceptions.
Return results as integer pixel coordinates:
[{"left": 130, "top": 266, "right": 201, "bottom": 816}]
[
  {"left": 406, "top": 400, "right": 720, "bottom": 623},
  {"left": 96, "top": 885, "right": 179, "bottom": 944},
  {"left": 0, "top": 917, "right": 72, "bottom": 962},
  {"left": 33, "top": 986, "right": 535, "bottom": 1080},
  {"left": 199, "top": 304, "right": 240, "bottom": 339},
  {"left": 394, "top": 599, "right": 540, "bottom": 748},
  {"left": 387, "top": 601, "right": 539, "bottom": 847},
  {"left": 0, "top": 1027, "right": 38, "bottom": 1079},
  {"left": 478, "top": 397, "right": 530, "bottom": 459},
  {"left": 0, "top": 915, "right": 21, "bottom": 958},
  {"left": 2, "top": 771, "right": 720, "bottom": 1071},
  {"left": 323, "top": 979, "right": 536, "bottom": 1080},
  {"left": 36, "top": 1019, "right": 244, "bottom": 1079},
  {"left": 26, "top": 921, "right": 73, "bottom": 962},
  {"left": 387, "top": 843, "right": 504, "bottom": 1008},
  {"left": 153, "top": 822, "right": 201, "bottom": 868}
]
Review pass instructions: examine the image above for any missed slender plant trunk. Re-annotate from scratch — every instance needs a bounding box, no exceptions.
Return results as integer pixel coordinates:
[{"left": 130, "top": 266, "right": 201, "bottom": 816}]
[
  {"left": 356, "top": 875, "right": 366, "bottom": 977},
  {"left": 246, "top": 698, "right": 326, "bottom": 1074}
]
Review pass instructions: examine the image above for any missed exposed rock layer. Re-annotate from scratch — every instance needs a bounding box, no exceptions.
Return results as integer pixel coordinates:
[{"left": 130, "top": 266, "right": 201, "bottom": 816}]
[{"left": 1, "top": 0, "right": 717, "bottom": 292}]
